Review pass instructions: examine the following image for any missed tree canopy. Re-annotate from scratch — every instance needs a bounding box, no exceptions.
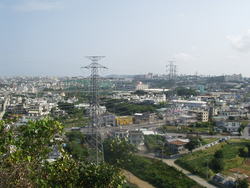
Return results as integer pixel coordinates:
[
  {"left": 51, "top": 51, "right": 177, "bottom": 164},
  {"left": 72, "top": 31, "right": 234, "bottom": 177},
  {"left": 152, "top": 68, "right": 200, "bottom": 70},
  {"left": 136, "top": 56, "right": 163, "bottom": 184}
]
[
  {"left": 103, "top": 137, "right": 136, "bottom": 167},
  {"left": 185, "top": 137, "right": 201, "bottom": 152},
  {"left": 209, "top": 150, "right": 225, "bottom": 173},
  {"left": 0, "top": 119, "right": 125, "bottom": 188},
  {"left": 104, "top": 99, "right": 157, "bottom": 115},
  {"left": 214, "top": 150, "right": 224, "bottom": 159},
  {"left": 175, "top": 87, "right": 198, "bottom": 96}
]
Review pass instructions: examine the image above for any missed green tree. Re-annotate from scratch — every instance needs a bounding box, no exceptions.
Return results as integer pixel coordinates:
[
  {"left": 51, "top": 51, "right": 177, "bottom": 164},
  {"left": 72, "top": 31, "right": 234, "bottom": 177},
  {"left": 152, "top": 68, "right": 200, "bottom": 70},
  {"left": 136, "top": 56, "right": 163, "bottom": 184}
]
[
  {"left": 235, "top": 178, "right": 249, "bottom": 188},
  {"left": 246, "top": 144, "right": 250, "bottom": 157},
  {"left": 175, "top": 87, "right": 197, "bottom": 96},
  {"left": 77, "top": 162, "right": 125, "bottom": 188},
  {"left": 209, "top": 158, "right": 224, "bottom": 173},
  {"left": 209, "top": 150, "right": 224, "bottom": 173},
  {"left": 238, "top": 147, "right": 248, "bottom": 158},
  {"left": 65, "top": 130, "right": 88, "bottom": 160},
  {"left": 104, "top": 138, "right": 136, "bottom": 167},
  {"left": 0, "top": 119, "right": 68, "bottom": 187},
  {"left": 65, "top": 140, "right": 88, "bottom": 160},
  {"left": 185, "top": 137, "right": 200, "bottom": 152},
  {"left": 133, "top": 90, "right": 148, "bottom": 96},
  {"left": 57, "top": 102, "right": 83, "bottom": 115},
  {"left": 214, "top": 150, "right": 224, "bottom": 159},
  {"left": 0, "top": 119, "right": 125, "bottom": 188},
  {"left": 66, "top": 131, "right": 85, "bottom": 143},
  {"left": 104, "top": 99, "right": 157, "bottom": 116}
]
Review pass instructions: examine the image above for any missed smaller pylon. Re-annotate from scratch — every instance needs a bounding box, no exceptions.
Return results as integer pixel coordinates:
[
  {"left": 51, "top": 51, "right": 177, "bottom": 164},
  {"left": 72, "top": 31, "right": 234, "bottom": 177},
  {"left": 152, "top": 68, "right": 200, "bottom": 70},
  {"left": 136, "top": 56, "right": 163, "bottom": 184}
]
[{"left": 166, "top": 60, "right": 177, "bottom": 80}]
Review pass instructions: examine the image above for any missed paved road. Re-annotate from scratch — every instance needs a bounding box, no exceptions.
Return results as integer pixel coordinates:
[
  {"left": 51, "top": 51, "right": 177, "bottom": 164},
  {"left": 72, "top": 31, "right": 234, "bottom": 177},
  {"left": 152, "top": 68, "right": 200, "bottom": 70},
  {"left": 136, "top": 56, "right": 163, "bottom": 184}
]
[
  {"left": 66, "top": 120, "right": 250, "bottom": 141},
  {"left": 139, "top": 153, "right": 217, "bottom": 188},
  {"left": 242, "top": 125, "right": 250, "bottom": 139},
  {"left": 65, "top": 120, "right": 166, "bottom": 133}
]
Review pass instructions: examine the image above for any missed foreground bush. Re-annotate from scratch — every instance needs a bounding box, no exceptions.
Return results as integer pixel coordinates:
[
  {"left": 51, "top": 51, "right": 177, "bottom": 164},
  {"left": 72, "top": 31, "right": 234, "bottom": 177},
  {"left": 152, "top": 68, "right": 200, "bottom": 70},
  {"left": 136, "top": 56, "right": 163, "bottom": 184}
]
[{"left": 0, "top": 119, "right": 125, "bottom": 188}]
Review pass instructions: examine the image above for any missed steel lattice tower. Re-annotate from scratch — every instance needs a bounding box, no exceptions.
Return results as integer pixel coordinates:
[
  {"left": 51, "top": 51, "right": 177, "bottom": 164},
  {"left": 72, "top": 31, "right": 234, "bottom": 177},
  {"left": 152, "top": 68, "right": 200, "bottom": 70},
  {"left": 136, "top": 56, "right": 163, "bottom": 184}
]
[
  {"left": 166, "top": 60, "right": 177, "bottom": 80},
  {"left": 83, "top": 56, "right": 107, "bottom": 164}
]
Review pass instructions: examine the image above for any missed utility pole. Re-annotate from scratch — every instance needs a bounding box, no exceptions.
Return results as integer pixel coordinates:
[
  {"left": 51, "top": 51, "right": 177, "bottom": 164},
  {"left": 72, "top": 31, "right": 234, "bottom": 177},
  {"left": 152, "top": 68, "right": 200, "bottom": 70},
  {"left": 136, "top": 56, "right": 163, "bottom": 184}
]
[
  {"left": 206, "top": 159, "right": 209, "bottom": 180},
  {"left": 83, "top": 56, "right": 107, "bottom": 164},
  {"left": 161, "top": 141, "right": 164, "bottom": 161}
]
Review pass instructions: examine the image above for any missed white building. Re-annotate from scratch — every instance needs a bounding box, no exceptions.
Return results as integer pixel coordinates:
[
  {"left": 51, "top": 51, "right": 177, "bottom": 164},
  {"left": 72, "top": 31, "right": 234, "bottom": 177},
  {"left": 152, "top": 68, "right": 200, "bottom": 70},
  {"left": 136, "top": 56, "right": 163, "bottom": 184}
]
[{"left": 136, "top": 82, "right": 149, "bottom": 90}]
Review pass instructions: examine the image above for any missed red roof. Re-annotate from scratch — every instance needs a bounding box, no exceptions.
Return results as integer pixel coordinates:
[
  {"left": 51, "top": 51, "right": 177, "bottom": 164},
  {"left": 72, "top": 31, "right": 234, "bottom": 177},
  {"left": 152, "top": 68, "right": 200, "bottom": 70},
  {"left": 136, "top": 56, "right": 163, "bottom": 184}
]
[{"left": 169, "top": 140, "right": 187, "bottom": 146}]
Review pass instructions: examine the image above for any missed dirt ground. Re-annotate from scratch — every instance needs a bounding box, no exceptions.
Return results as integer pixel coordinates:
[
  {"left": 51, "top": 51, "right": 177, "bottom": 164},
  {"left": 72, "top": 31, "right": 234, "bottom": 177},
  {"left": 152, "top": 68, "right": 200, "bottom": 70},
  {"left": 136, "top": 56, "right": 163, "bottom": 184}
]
[
  {"left": 229, "top": 160, "right": 250, "bottom": 183},
  {"left": 122, "top": 170, "right": 155, "bottom": 188}
]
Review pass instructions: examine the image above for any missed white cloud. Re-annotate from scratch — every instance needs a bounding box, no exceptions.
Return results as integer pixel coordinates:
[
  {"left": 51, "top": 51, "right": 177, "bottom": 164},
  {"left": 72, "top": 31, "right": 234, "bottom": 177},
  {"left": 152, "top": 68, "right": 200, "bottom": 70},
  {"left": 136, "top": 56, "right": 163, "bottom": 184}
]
[
  {"left": 13, "top": 0, "right": 63, "bottom": 12},
  {"left": 173, "top": 52, "right": 196, "bottom": 62},
  {"left": 227, "top": 29, "right": 250, "bottom": 52}
]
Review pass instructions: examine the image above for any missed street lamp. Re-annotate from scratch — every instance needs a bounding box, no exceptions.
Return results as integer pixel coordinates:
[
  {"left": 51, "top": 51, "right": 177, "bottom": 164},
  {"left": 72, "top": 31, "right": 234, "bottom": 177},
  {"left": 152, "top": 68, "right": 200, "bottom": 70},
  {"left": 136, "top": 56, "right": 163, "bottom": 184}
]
[{"left": 161, "top": 141, "right": 166, "bottom": 161}]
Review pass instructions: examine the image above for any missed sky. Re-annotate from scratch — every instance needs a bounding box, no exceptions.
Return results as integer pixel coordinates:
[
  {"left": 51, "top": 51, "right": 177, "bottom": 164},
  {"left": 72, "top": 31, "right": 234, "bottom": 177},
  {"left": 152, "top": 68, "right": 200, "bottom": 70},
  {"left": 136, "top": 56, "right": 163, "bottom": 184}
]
[{"left": 1, "top": 0, "right": 250, "bottom": 77}]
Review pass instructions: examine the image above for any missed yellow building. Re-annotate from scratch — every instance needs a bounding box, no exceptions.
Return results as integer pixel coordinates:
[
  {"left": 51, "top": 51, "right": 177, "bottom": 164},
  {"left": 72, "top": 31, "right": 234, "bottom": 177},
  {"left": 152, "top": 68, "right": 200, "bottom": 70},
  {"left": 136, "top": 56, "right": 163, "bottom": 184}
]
[{"left": 115, "top": 116, "right": 134, "bottom": 126}]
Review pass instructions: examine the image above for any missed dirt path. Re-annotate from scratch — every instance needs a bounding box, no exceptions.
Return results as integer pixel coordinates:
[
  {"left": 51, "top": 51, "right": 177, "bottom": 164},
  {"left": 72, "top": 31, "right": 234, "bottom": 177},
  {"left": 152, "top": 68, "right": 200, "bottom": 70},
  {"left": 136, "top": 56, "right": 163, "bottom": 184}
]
[{"left": 122, "top": 170, "right": 155, "bottom": 188}]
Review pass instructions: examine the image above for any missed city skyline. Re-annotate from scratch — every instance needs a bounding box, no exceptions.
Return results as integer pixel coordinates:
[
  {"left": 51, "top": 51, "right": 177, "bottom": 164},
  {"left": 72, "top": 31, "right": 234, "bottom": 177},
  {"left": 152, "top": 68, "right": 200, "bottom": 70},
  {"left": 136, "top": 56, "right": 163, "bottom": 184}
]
[{"left": 1, "top": 0, "right": 250, "bottom": 76}]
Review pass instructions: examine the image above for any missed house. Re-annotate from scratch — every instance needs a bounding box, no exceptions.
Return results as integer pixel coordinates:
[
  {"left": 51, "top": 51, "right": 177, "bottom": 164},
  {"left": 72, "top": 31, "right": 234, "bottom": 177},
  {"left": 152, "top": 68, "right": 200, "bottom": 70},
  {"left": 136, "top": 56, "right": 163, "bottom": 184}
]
[
  {"left": 215, "top": 121, "right": 241, "bottom": 134},
  {"left": 172, "top": 100, "right": 207, "bottom": 108},
  {"left": 128, "top": 130, "right": 144, "bottom": 146},
  {"left": 110, "top": 129, "right": 144, "bottom": 147},
  {"left": 196, "top": 111, "right": 209, "bottom": 122},
  {"left": 212, "top": 173, "right": 236, "bottom": 188},
  {"left": 224, "top": 74, "right": 243, "bottom": 82},
  {"left": 166, "top": 138, "right": 189, "bottom": 154},
  {"left": 116, "top": 116, "right": 134, "bottom": 126},
  {"left": 188, "top": 110, "right": 209, "bottom": 122},
  {"left": 179, "top": 114, "right": 197, "bottom": 126},
  {"left": 6, "top": 104, "right": 27, "bottom": 115},
  {"left": 136, "top": 82, "right": 149, "bottom": 90},
  {"left": 100, "top": 113, "right": 116, "bottom": 127},
  {"left": 134, "top": 112, "right": 156, "bottom": 124},
  {"left": 27, "top": 103, "right": 44, "bottom": 117},
  {"left": 111, "top": 129, "right": 129, "bottom": 139},
  {"left": 85, "top": 105, "right": 107, "bottom": 116},
  {"left": 51, "top": 107, "right": 66, "bottom": 117}
]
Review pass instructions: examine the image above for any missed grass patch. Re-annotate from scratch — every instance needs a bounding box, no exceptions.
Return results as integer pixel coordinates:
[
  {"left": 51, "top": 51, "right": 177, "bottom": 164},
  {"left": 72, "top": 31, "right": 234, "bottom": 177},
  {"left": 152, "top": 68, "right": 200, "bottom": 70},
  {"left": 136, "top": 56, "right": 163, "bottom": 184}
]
[
  {"left": 123, "top": 182, "right": 138, "bottom": 188},
  {"left": 176, "top": 139, "right": 250, "bottom": 180},
  {"left": 161, "top": 125, "right": 213, "bottom": 134},
  {"left": 201, "top": 138, "right": 218, "bottom": 145},
  {"left": 123, "top": 155, "right": 203, "bottom": 188}
]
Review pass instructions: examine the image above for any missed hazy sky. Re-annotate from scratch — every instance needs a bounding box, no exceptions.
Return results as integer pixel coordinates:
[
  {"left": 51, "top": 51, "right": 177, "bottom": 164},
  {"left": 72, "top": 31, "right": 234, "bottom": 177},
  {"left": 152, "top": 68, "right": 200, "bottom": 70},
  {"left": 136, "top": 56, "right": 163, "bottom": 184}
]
[{"left": 1, "top": 0, "right": 250, "bottom": 76}]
